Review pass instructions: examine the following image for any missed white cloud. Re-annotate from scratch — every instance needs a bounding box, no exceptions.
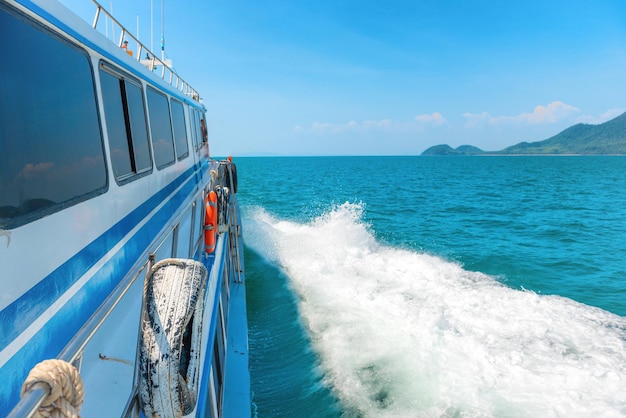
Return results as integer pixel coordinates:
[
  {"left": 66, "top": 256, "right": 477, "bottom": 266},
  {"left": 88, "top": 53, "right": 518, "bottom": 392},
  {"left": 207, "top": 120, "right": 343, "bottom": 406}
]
[
  {"left": 503, "top": 101, "right": 580, "bottom": 124},
  {"left": 415, "top": 112, "right": 447, "bottom": 126},
  {"left": 575, "top": 108, "right": 624, "bottom": 124},
  {"left": 464, "top": 101, "right": 581, "bottom": 127},
  {"left": 462, "top": 111, "right": 491, "bottom": 128},
  {"left": 309, "top": 120, "right": 357, "bottom": 133},
  {"left": 363, "top": 119, "right": 392, "bottom": 129},
  {"left": 299, "top": 113, "right": 445, "bottom": 134},
  {"left": 301, "top": 118, "right": 395, "bottom": 133}
]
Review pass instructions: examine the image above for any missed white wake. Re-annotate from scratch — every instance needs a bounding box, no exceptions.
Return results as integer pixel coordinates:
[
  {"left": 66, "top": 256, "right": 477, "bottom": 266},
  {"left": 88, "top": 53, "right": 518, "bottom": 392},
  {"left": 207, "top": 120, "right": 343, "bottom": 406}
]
[{"left": 244, "top": 203, "right": 626, "bottom": 417}]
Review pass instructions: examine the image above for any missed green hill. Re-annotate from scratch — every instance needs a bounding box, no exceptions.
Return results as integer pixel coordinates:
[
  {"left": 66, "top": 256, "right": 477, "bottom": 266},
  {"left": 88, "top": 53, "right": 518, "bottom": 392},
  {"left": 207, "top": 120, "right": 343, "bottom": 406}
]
[
  {"left": 422, "top": 112, "right": 626, "bottom": 155},
  {"left": 421, "top": 144, "right": 484, "bottom": 156}
]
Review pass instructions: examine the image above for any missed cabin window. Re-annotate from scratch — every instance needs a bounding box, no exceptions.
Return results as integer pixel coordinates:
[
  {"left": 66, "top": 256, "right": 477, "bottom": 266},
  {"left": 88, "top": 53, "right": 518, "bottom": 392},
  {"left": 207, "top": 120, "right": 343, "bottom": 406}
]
[
  {"left": 189, "top": 107, "right": 198, "bottom": 151},
  {"left": 0, "top": 5, "right": 107, "bottom": 229},
  {"left": 189, "top": 109, "right": 208, "bottom": 152},
  {"left": 99, "top": 66, "right": 152, "bottom": 182},
  {"left": 171, "top": 99, "right": 189, "bottom": 161},
  {"left": 189, "top": 106, "right": 200, "bottom": 151},
  {"left": 126, "top": 83, "right": 152, "bottom": 172},
  {"left": 200, "top": 112, "right": 208, "bottom": 143},
  {"left": 146, "top": 87, "right": 175, "bottom": 169}
]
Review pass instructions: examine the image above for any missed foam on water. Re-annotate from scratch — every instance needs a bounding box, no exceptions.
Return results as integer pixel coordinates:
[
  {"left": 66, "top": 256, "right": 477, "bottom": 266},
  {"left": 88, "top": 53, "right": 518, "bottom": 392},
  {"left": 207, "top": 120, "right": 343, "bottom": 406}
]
[{"left": 244, "top": 202, "right": 626, "bottom": 417}]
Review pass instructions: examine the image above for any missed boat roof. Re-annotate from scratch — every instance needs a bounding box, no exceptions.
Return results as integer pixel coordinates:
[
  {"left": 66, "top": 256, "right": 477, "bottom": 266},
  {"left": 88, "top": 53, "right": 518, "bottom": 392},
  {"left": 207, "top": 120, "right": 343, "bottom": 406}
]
[{"left": 12, "top": 0, "right": 204, "bottom": 108}]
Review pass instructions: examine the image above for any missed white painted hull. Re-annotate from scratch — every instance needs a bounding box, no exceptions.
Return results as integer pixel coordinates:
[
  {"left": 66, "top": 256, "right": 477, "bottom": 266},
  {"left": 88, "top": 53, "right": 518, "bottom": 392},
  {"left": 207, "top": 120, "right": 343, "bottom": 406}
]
[{"left": 0, "top": 1, "right": 249, "bottom": 416}]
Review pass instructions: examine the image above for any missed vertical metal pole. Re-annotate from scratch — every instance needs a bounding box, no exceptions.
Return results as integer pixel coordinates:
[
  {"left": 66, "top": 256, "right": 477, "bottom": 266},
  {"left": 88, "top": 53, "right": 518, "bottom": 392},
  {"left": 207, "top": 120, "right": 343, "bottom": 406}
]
[
  {"left": 150, "top": 0, "right": 153, "bottom": 52},
  {"left": 109, "top": 0, "right": 114, "bottom": 41},
  {"left": 92, "top": 6, "right": 101, "bottom": 29},
  {"left": 136, "top": 14, "right": 139, "bottom": 52},
  {"left": 160, "top": 0, "right": 165, "bottom": 61}
]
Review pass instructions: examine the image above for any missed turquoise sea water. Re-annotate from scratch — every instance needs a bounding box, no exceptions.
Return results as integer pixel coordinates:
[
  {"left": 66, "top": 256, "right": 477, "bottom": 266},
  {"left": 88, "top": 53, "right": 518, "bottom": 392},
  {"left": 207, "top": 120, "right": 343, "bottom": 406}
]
[{"left": 237, "top": 156, "right": 626, "bottom": 417}]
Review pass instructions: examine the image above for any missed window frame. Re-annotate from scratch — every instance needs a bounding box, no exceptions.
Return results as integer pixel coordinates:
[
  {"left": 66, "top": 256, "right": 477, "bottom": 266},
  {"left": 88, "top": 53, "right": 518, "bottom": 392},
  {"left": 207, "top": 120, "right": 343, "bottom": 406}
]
[
  {"left": 98, "top": 62, "right": 154, "bottom": 185},
  {"left": 146, "top": 86, "right": 176, "bottom": 170},
  {"left": 170, "top": 97, "right": 190, "bottom": 161},
  {"left": 0, "top": 4, "right": 108, "bottom": 229},
  {"left": 189, "top": 107, "right": 201, "bottom": 151}
]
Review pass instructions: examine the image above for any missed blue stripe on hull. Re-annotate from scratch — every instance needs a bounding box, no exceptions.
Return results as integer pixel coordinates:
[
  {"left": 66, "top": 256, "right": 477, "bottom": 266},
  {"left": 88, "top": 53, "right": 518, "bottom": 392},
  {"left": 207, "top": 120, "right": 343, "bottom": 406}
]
[
  {"left": 0, "top": 165, "right": 202, "bottom": 413},
  {"left": 0, "top": 165, "right": 196, "bottom": 350}
]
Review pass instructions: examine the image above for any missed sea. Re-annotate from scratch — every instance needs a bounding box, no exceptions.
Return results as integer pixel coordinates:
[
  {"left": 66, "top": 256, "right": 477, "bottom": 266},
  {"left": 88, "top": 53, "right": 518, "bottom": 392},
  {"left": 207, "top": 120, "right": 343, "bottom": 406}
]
[{"left": 235, "top": 156, "right": 626, "bottom": 418}]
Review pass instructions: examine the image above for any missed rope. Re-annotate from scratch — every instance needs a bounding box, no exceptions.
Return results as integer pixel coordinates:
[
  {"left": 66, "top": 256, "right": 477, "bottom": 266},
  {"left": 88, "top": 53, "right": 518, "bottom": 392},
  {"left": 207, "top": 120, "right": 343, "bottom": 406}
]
[{"left": 21, "top": 359, "right": 84, "bottom": 418}]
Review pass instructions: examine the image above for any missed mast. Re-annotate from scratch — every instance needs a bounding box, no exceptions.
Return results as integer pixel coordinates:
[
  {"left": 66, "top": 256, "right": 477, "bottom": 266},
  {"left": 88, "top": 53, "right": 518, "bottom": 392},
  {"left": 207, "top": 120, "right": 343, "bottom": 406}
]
[
  {"left": 160, "top": 0, "right": 164, "bottom": 61},
  {"left": 150, "top": 0, "right": 153, "bottom": 52}
]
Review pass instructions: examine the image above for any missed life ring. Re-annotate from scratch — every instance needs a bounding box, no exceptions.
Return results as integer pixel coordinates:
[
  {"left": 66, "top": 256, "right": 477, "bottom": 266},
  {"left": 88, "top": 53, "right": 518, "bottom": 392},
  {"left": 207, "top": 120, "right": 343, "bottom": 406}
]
[
  {"left": 204, "top": 191, "right": 217, "bottom": 253},
  {"left": 138, "top": 258, "right": 207, "bottom": 417}
]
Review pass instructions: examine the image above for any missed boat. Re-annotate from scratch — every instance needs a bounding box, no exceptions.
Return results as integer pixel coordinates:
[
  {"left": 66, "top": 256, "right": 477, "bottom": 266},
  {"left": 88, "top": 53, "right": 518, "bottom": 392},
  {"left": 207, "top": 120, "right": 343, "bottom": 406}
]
[{"left": 0, "top": 0, "right": 250, "bottom": 416}]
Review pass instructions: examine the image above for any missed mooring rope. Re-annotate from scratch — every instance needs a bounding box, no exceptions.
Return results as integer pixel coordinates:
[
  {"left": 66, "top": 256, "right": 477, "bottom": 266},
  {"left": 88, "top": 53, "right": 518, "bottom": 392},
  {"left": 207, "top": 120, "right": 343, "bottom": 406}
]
[{"left": 21, "top": 359, "right": 84, "bottom": 418}]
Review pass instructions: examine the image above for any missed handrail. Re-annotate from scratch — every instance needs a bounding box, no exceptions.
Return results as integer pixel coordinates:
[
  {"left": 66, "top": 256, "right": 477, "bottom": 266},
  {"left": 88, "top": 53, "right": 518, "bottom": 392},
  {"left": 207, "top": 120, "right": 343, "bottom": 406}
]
[
  {"left": 229, "top": 195, "right": 243, "bottom": 284},
  {"left": 10, "top": 183, "right": 209, "bottom": 417},
  {"left": 90, "top": 0, "right": 200, "bottom": 101},
  {"left": 9, "top": 170, "right": 228, "bottom": 416},
  {"left": 8, "top": 258, "right": 151, "bottom": 418}
]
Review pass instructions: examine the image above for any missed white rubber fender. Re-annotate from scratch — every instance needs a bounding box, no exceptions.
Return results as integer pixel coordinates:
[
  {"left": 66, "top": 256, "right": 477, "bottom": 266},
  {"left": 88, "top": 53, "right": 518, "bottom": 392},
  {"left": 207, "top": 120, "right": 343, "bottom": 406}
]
[{"left": 138, "top": 258, "right": 207, "bottom": 418}]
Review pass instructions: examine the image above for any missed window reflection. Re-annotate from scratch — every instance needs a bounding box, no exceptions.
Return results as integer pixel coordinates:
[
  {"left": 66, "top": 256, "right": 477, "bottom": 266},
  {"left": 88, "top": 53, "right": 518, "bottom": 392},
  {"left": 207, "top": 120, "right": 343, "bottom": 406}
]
[
  {"left": 171, "top": 99, "right": 189, "bottom": 161},
  {"left": 100, "top": 70, "right": 132, "bottom": 178},
  {"left": 126, "top": 83, "right": 152, "bottom": 172},
  {"left": 146, "top": 87, "right": 175, "bottom": 169},
  {"left": 0, "top": 6, "right": 107, "bottom": 228},
  {"left": 99, "top": 65, "right": 152, "bottom": 181}
]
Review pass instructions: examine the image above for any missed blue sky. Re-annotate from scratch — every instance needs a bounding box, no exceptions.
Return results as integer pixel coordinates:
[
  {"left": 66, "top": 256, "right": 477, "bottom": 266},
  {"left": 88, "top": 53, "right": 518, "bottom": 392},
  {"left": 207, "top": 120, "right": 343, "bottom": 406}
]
[{"left": 60, "top": 0, "right": 626, "bottom": 155}]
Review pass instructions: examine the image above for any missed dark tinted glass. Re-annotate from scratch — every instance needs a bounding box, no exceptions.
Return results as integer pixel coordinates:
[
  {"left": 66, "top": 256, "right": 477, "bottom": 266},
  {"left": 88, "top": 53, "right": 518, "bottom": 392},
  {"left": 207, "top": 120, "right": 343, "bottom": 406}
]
[
  {"left": 146, "top": 87, "right": 174, "bottom": 169},
  {"left": 0, "top": 6, "right": 107, "bottom": 228},
  {"left": 99, "top": 65, "right": 152, "bottom": 181},
  {"left": 126, "top": 82, "right": 151, "bottom": 172},
  {"left": 100, "top": 69, "right": 132, "bottom": 178},
  {"left": 190, "top": 108, "right": 200, "bottom": 150},
  {"left": 171, "top": 99, "right": 189, "bottom": 160},
  {"left": 199, "top": 113, "right": 208, "bottom": 143}
]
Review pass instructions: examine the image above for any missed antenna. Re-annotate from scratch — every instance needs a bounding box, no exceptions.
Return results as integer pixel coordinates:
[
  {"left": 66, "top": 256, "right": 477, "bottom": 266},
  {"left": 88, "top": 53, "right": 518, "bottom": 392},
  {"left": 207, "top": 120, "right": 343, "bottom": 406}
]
[
  {"left": 161, "top": 0, "right": 165, "bottom": 61},
  {"left": 150, "top": 0, "right": 153, "bottom": 52},
  {"left": 109, "top": 0, "right": 114, "bottom": 40}
]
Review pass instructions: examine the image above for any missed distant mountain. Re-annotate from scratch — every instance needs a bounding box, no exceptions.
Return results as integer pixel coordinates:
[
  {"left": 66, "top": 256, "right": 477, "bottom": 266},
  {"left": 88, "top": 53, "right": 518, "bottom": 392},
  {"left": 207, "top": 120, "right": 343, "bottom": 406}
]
[
  {"left": 421, "top": 144, "right": 484, "bottom": 155},
  {"left": 422, "top": 112, "right": 626, "bottom": 155}
]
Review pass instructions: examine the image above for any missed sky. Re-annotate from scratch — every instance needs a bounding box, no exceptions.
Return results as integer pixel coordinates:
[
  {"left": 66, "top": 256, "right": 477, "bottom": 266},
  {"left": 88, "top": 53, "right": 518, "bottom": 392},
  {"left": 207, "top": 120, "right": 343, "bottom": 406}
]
[{"left": 59, "top": 0, "right": 626, "bottom": 156}]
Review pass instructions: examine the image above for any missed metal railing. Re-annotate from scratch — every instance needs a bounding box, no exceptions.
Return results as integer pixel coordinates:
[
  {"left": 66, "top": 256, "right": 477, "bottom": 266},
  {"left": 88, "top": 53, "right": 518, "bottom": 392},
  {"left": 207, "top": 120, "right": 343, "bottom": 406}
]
[
  {"left": 8, "top": 168, "right": 241, "bottom": 416},
  {"left": 8, "top": 258, "right": 151, "bottom": 418},
  {"left": 90, "top": 0, "right": 200, "bottom": 101},
  {"left": 229, "top": 197, "right": 244, "bottom": 284}
]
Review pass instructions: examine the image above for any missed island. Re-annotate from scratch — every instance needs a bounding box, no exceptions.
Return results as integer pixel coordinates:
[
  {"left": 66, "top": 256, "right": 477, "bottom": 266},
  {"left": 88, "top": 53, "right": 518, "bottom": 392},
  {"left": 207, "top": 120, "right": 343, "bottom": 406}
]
[{"left": 422, "top": 112, "right": 626, "bottom": 155}]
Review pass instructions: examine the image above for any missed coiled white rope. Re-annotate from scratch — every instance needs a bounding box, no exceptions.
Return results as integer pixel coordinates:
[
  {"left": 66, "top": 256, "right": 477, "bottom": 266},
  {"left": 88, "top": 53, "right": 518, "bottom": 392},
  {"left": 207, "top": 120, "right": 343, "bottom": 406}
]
[{"left": 21, "top": 359, "right": 84, "bottom": 418}]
